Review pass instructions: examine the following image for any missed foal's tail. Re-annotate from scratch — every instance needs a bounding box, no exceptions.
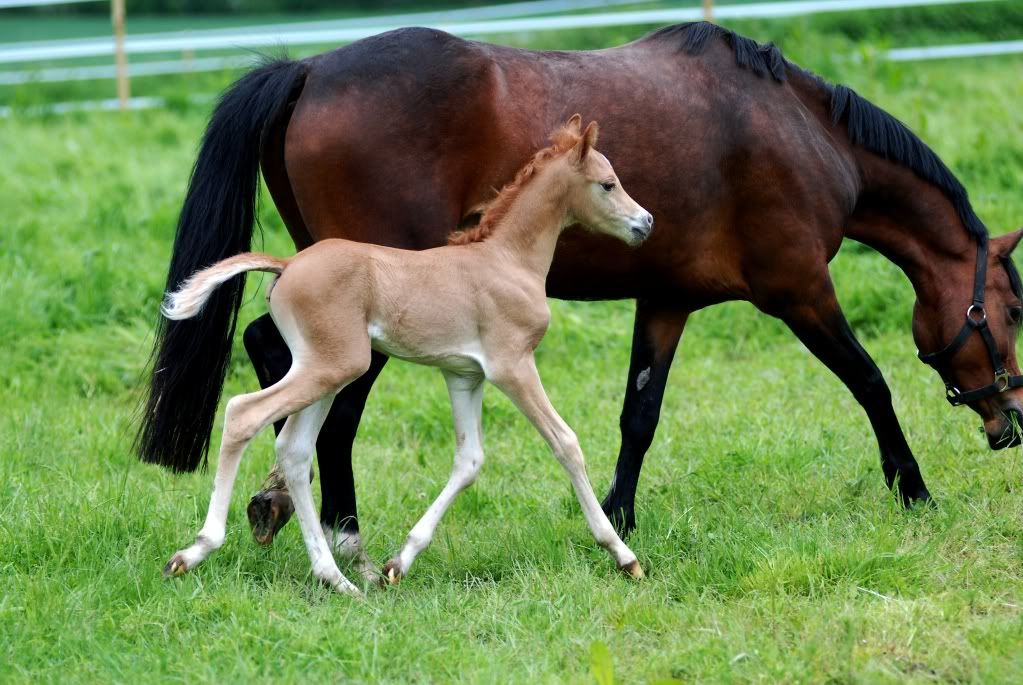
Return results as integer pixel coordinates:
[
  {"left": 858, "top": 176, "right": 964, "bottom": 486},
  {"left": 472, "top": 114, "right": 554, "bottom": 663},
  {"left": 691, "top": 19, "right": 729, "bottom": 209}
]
[
  {"left": 136, "top": 56, "right": 306, "bottom": 473},
  {"left": 162, "top": 253, "right": 285, "bottom": 321}
]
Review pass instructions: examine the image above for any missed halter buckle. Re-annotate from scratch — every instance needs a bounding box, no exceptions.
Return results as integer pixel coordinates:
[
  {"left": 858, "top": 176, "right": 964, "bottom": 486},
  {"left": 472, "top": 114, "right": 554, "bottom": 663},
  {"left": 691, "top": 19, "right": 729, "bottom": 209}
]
[
  {"left": 967, "top": 304, "right": 987, "bottom": 324},
  {"left": 995, "top": 370, "right": 1010, "bottom": 392},
  {"left": 945, "top": 384, "right": 962, "bottom": 403}
]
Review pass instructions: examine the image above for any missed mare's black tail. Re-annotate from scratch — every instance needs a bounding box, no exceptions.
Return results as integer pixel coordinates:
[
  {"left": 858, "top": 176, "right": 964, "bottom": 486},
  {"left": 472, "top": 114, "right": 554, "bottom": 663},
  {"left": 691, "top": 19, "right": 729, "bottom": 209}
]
[{"left": 136, "top": 57, "right": 306, "bottom": 472}]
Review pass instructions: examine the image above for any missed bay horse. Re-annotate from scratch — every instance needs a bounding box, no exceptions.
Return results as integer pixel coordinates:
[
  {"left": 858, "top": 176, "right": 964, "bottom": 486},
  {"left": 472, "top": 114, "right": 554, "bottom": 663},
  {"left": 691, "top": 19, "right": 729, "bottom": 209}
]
[
  {"left": 160, "top": 118, "right": 651, "bottom": 592},
  {"left": 137, "top": 24, "right": 1023, "bottom": 569}
]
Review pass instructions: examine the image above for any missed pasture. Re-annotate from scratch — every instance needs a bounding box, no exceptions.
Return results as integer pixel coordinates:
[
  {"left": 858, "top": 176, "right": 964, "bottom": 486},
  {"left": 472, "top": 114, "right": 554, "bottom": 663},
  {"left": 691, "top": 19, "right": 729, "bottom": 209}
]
[{"left": 2, "top": 8, "right": 1023, "bottom": 683}]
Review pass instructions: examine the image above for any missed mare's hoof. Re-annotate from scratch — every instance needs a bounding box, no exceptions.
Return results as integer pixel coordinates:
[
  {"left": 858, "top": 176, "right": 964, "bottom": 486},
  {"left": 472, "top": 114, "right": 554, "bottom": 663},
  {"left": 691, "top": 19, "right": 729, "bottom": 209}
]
[
  {"left": 247, "top": 489, "right": 294, "bottom": 546},
  {"left": 901, "top": 487, "right": 935, "bottom": 510},
  {"left": 163, "top": 553, "right": 189, "bottom": 578},
  {"left": 382, "top": 559, "right": 403, "bottom": 585},
  {"left": 619, "top": 559, "right": 645, "bottom": 580}
]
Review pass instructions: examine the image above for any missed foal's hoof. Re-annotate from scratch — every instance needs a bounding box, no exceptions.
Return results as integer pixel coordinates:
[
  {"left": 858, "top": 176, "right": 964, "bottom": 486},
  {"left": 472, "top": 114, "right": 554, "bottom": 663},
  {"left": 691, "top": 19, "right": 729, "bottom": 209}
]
[
  {"left": 619, "top": 559, "right": 645, "bottom": 580},
  {"left": 163, "top": 553, "right": 190, "bottom": 578},
  {"left": 382, "top": 559, "right": 403, "bottom": 585},
  {"left": 246, "top": 489, "right": 295, "bottom": 546}
]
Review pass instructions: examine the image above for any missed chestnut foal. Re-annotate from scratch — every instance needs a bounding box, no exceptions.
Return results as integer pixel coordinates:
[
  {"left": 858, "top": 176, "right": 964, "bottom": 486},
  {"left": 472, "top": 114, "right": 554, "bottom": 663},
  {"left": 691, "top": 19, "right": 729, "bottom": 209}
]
[{"left": 160, "top": 117, "right": 654, "bottom": 594}]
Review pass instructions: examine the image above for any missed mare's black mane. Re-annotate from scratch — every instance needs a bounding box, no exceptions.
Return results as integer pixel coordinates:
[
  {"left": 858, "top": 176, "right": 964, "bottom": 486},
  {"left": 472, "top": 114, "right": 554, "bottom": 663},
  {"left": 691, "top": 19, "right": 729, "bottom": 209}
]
[{"left": 652, "top": 22, "right": 988, "bottom": 242}]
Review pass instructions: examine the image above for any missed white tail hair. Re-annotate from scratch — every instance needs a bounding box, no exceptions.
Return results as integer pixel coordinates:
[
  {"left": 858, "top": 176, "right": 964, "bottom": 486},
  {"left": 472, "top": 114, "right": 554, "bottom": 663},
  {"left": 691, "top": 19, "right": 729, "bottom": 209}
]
[{"left": 162, "top": 253, "right": 286, "bottom": 320}]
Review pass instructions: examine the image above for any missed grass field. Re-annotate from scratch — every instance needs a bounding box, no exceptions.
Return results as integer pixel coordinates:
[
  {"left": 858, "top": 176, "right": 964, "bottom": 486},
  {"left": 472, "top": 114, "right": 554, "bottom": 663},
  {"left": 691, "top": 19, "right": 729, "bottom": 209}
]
[{"left": 2, "top": 13, "right": 1023, "bottom": 684}]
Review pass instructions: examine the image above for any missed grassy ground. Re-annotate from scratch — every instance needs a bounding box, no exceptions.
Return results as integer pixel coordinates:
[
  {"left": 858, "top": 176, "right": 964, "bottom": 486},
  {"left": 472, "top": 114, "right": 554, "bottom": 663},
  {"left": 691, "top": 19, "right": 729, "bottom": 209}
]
[{"left": 1, "top": 26, "right": 1023, "bottom": 685}]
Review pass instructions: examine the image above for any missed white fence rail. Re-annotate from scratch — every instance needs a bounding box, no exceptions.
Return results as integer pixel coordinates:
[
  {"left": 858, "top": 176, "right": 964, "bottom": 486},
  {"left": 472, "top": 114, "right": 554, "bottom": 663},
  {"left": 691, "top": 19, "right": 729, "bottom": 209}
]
[
  {"left": 0, "top": 0, "right": 1004, "bottom": 64},
  {"left": 888, "top": 39, "right": 1023, "bottom": 61},
  {"left": 0, "top": 0, "right": 100, "bottom": 7}
]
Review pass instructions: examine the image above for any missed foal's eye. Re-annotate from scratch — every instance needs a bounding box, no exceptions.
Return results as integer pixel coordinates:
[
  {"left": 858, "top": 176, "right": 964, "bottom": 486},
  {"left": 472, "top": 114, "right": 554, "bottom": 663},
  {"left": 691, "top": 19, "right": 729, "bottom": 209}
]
[
  {"left": 600, "top": 181, "right": 616, "bottom": 192},
  {"left": 1010, "top": 306, "right": 1023, "bottom": 325}
]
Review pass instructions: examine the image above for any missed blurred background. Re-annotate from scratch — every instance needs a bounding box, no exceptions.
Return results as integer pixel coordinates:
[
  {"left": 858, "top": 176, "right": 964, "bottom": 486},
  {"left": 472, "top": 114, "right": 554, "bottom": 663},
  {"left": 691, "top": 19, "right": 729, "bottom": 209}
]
[{"left": 2, "top": 0, "right": 1022, "bottom": 113}]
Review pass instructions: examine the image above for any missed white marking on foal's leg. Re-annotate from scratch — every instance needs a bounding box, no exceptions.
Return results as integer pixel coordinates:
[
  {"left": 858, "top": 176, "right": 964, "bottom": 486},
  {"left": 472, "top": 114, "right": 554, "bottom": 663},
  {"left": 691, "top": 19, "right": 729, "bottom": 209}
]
[
  {"left": 278, "top": 398, "right": 360, "bottom": 595},
  {"left": 384, "top": 372, "right": 485, "bottom": 583},
  {"left": 322, "top": 525, "right": 377, "bottom": 584}
]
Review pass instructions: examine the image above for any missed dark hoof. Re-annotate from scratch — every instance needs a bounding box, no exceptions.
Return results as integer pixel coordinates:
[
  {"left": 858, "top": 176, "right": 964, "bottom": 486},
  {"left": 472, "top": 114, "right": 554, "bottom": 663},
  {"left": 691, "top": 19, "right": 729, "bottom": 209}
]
[
  {"left": 247, "top": 489, "right": 294, "bottom": 546},
  {"left": 601, "top": 495, "right": 636, "bottom": 538},
  {"left": 900, "top": 487, "right": 935, "bottom": 510}
]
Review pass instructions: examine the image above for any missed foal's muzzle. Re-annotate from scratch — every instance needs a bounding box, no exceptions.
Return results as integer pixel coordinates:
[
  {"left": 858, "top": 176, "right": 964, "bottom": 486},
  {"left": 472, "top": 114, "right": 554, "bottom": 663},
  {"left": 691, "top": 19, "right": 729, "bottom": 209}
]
[{"left": 629, "top": 212, "right": 654, "bottom": 243}]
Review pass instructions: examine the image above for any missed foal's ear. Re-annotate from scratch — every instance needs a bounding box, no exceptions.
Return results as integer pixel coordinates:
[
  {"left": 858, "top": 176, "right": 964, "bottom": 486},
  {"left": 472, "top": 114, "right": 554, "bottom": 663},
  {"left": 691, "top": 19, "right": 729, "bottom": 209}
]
[
  {"left": 565, "top": 113, "right": 583, "bottom": 133},
  {"left": 572, "top": 121, "right": 599, "bottom": 164},
  {"left": 992, "top": 228, "right": 1023, "bottom": 257}
]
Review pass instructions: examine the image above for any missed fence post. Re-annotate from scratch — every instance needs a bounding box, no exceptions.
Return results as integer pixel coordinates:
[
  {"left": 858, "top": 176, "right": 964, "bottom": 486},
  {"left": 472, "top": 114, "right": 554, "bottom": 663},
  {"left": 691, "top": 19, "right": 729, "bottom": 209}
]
[
  {"left": 703, "top": 0, "right": 714, "bottom": 22},
  {"left": 111, "top": 0, "right": 129, "bottom": 110}
]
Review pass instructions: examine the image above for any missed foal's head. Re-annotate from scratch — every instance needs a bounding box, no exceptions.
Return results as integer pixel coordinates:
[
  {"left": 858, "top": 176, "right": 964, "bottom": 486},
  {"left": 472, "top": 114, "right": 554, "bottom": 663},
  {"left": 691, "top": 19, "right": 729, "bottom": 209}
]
[
  {"left": 554, "top": 114, "right": 653, "bottom": 246},
  {"left": 913, "top": 229, "right": 1023, "bottom": 448}
]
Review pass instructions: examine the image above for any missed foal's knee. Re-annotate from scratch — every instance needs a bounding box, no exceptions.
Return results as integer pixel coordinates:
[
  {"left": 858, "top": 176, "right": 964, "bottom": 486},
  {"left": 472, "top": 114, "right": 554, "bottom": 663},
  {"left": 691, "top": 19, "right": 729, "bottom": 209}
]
[
  {"left": 552, "top": 429, "right": 584, "bottom": 469},
  {"left": 453, "top": 446, "right": 484, "bottom": 490}
]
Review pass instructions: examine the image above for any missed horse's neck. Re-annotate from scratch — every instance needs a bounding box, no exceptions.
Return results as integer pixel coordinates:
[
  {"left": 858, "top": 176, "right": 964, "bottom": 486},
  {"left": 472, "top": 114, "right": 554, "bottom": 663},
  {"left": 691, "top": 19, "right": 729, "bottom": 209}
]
[
  {"left": 485, "top": 168, "right": 570, "bottom": 279},
  {"left": 846, "top": 153, "right": 975, "bottom": 309}
]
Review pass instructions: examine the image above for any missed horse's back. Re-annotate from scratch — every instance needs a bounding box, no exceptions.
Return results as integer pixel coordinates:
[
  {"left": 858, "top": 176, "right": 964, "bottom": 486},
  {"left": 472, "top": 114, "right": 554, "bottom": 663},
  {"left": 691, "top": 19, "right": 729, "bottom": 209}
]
[{"left": 281, "top": 26, "right": 858, "bottom": 301}]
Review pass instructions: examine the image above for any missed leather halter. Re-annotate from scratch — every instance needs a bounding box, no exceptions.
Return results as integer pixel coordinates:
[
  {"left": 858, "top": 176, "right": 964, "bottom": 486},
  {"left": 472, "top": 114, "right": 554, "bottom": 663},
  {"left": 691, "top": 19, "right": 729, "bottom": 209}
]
[{"left": 918, "top": 239, "right": 1023, "bottom": 406}]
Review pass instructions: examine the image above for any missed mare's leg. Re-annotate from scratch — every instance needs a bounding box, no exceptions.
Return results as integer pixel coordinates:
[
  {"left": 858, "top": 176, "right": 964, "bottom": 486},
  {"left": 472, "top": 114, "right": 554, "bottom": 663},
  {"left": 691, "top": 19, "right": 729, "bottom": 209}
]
[
  {"left": 383, "top": 372, "right": 485, "bottom": 583},
  {"left": 764, "top": 274, "right": 931, "bottom": 505},
  {"left": 164, "top": 366, "right": 342, "bottom": 577},
  {"left": 276, "top": 399, "right": 360, "bottom": 594},
  {"left": 492, "top": 358, "right": 643, "bottom": 577},
  {"left": 601, "top": 301, "right": 688, "bottom": 535}
]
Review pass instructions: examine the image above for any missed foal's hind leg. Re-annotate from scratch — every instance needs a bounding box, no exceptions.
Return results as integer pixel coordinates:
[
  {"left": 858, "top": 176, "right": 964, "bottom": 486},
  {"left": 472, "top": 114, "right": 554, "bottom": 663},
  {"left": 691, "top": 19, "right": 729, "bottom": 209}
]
[
  {"left": 164, "top": 368, "right": 341, "bottom": 577},
  {"left": 276, "top": 399, "right": 361, "bottom": 594},
  {"left": 383, "top": 371, "right": 485, "bottom": 583},
  {"left": 492, "top": 357, "right": 643, "bottom": 578}
]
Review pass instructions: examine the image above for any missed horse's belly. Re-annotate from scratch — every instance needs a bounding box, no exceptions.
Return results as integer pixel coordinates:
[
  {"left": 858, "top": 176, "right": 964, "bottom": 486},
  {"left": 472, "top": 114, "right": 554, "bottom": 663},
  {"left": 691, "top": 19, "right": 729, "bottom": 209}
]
[{"left": 368, "top": 321, "right": 485, "bottom": 376}]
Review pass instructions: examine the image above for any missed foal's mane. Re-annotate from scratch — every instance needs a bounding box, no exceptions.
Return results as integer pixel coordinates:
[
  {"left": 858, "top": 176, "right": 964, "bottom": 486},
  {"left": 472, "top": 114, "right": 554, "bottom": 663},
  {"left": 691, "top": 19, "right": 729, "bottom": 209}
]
[
  {"left": 651, "top": 21, "right": 988, "bottom": 242},
  {"left": 449, "top": 125, "right": 581, "bottom": 245}
]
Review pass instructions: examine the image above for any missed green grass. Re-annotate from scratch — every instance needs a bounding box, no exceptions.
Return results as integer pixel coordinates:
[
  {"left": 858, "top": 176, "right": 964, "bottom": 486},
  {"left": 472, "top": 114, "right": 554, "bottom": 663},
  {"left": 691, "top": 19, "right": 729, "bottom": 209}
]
[{"left": 2, "top": 30, "right": 1023, "bottom": 685}]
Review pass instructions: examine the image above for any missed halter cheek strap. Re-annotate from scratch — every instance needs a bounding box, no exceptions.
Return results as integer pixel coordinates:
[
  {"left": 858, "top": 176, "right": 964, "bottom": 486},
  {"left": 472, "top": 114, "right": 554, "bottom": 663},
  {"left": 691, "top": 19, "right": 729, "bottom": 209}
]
[{"left": 918, "top": 239, "right": 1023, "bottom": 406}]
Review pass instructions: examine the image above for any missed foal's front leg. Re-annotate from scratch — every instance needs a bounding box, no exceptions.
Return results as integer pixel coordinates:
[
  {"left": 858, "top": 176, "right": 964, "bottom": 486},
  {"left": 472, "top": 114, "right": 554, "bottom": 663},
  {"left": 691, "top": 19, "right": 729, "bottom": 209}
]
[
  {"left": 383, "top": 371, "right": 485, "bottom": 583},
  {"left": 493, "top": 357, "right": 643, "bottom": 578}
]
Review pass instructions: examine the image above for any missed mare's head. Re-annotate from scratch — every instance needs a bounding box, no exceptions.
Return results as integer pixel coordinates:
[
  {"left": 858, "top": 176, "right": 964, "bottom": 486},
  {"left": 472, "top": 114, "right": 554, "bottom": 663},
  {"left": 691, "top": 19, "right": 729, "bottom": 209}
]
[
  {"left": 914, "top": 229, "right": 1023, "bottom": 448},
  {"left": 554, "top": 115, "right": 653, "bottom": 245}
]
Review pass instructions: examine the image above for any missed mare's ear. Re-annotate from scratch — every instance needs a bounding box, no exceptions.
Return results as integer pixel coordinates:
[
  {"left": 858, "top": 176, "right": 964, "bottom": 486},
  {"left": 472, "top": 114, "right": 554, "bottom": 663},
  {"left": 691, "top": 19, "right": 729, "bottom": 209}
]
[
  {"left": 992, "top": 228, "right": 1023, "bottom": 257},
  {"left": 572, "top": 121, "right": 599, "bottom": 164},
  {"left": 565, "top": 114, "right": 583, "bottom": 133}
]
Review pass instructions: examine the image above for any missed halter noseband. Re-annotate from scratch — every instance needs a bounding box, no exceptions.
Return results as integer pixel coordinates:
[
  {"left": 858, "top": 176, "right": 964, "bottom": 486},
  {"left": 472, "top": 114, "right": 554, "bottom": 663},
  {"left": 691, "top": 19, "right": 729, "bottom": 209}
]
[{"left": 918, "top": 239, "right": 1023, "bottom": 406}]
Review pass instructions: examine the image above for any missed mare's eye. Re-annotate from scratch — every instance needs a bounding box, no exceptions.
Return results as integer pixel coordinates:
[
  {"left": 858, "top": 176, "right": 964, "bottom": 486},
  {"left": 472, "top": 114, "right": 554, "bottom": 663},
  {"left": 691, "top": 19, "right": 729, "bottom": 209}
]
[
  {"left": 1010, "top": 306, "right": 1023, "bottom": 325},
  {"left": 600, "top": 181, "right": 616, "bottom": 192}
]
